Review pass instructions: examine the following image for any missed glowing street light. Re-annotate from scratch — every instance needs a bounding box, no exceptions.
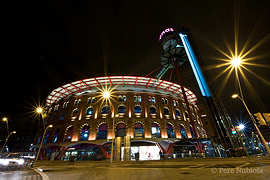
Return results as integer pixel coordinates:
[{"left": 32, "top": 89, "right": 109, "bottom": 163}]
[
  {"left": 231, "top": 57, "right": 242, "bottom": 67},
  {"left": 232, "top": 94, "right": 270, "bottom": 156},
  {"left": 35, "top": 125, "right": 53, "bottom": 162},
  {"left": 36, "top": 107, "right": 43, "bottom": 113},
  {"left": 1, "top": 131, "right": 16, "bottom": 153},
  {"left": 2, "top": 117, "right": 9, "bottom": 135},
  {"left": 238, "top": 124, "right": 245, "bottom": 130},
  {"left": 103, "top": 91, "right": 110, "bottom": 98}
]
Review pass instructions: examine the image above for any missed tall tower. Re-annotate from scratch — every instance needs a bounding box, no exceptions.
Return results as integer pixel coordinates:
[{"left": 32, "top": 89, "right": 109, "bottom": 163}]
[{"left": 156, "top": 26, "right": 239, "bottom": 156}]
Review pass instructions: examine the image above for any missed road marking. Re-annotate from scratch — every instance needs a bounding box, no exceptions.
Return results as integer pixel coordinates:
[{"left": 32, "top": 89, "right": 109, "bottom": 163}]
[
  {"left": 236, "top": 162, "right": 250, "bottom": 169},
  {"left": 20, "top": 171, "right": 29, "bottom": 174},
  {"left": 23, "top": 175, "right": 41, "bottom": 180}
]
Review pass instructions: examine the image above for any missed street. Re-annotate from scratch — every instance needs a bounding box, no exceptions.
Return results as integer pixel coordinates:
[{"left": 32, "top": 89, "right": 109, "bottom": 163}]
[
  {"left": 0, "top": 166, "right": 42, "bottom": 180},
  {"left": 32, "top": 157, "right": 270, "bottom": 180}
]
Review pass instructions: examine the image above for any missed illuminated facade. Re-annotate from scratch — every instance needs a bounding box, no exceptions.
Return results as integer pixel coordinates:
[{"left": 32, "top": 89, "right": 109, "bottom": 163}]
[{"left": 32, "top": 76, "right": 207, "bottom": 161}]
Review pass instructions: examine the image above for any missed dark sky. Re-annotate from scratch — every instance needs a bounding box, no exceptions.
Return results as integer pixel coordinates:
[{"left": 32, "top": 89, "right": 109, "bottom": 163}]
[{"left": 1, "top": 0, "right": 270, "bottom": 136}]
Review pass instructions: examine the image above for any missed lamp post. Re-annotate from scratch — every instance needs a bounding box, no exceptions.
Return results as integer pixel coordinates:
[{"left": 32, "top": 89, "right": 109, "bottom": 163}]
[
  {"left": 1, "top": 131, "right": 16, "bottom": 153},
  {"left": 110, "top": 114, "right": 119, "bottom": 163},
  {"left": 35, "top": 125, "right": 53, "bottom": 162},
  {"left": 36, "top": 107, "right": 45, "bottom": 131},
  {"left": 235, "top": 124, "right": 251, "bottom": 162},
  {"left": 232, "top": 94, "right": 270, "bottom": 156},
  {"left": 2, "top": 117, "right": 9, "bottom": 136}
]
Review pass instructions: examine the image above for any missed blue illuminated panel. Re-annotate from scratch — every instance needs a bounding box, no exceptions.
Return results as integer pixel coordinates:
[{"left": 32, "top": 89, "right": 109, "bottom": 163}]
[{"left": 179, "top": 33, "right": 212, "bottom": 97}]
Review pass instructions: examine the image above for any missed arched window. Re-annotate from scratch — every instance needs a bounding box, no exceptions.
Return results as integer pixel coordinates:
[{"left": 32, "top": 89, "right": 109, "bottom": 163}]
[
  {"left": 173, "top": 100, "right": 176, "bottom": 106},
  {"left": 101, "top": 106, "right": 110, "bottom": 114},
  {"left": 179, "top": 125, "right": 187, "bottom": 138},
  {"left": 88, "top": 98, "right": 91, "bottom": 104},
  {"left": 190, "top": 126, "right": 195, "bottom": 138},
  {"left": 92, "top": 97, "right": 95, "bottom": 103},
  {"left": 161, "top": 98, "right": 165, "bottom": 104},
  {"left": 78, "top": 99, "right": 81, "bottom": 105},
  {"left": 134, "top": 96, "right": 137, "bottom": 102},
  {"left": 176, "top": 101, "right": 179, "bottom": 106},
  {"left": 183, "top": 103, "right": 186, "bottom": 109},
  {"left": 54, "top": 104, "right": 59, "bottom": 111},
  {"left": 149, "top": 106, "right": 157, "bottom": 115},
  {"left": 197, "top": 127, "right": 201, "bottom": 137},
  {"left": 134, "top": 105, "right": 142, "bottom": 114},
  {"left": 185, "top": 111, "right": 189, "bottom": 119},
  {"left": 165, "top": 98, "right": 168, "bottom": 104},
  {"left": 192, "top": 114, "right": 196, "bottom": 122},
  {"left": 51, "top": 114, "right": 56, "bottom": 122},
  {"left": 134, "top": 123, "right": 144, "bottom": 138},
  {"left": 116, "top": 123, "right": 126, "bottom": 137},
  {"left": 123, "top": 95, "right": 126, "bottom": 102},
  {"left": 163, "top": 107, "right": 170, "bottom": 116},
  {"left": 72, "top": 109, "right": 78, "bottom": 118},
  {"left": 52, "top": 128, "right": 60, "bottom": 143},
  {"left": 60, "top": 111, "right": 66, "bottom": 120},
  {"left": 74, "top": 100, "right": 78, "bottom": 106},
  {"left": 175, "top": 109, "right": 181, "bottom": 118},
  {"left": 148, "top": 96, "right": 152, "bottom": 102},
  {"left": 63, "top": 101, "right": 69, "bottom": 108},
  {"left": 86, "top": 107, "right": 94, "bottom": 115},
  {"left": 43, "top": 130, "right": 50, "bottom": 144},
  {"left": 118, "top": 95, "right": 123, "bottom": 102},
  {"left": 151, "top": 123, "right": 160, "bottom": 138},
  {"left": 64, "top": 126, "right": 74, "bottom": 142},
  {"left": 152, "top": 97, "right": 156, "bottom": 103},
  {"left": 97, "top": 124, "right": 108, "bottom": 139},
  {"left": 80, "top": 124, "right": 90, "bottom": 141},
  {"left": 118, "top": 105, "right": 126, "bottom": 114},
  {"left": 138, "top": 96, "right": 141, "bottom": 102},
  {"left": 166, "top": 124, "right": 175, "bottom": 138}
]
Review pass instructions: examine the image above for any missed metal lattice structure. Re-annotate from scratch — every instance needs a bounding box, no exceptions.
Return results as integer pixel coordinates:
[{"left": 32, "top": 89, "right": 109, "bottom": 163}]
[{"left": 46, "top": 76, "right": 197, "bottom": 106}]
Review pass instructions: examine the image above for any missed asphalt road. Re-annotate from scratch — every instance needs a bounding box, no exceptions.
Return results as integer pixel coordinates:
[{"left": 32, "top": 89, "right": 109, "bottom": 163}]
[
  {"left": 0, "top": 166, "right": 42, "bottom": 180},
  {"left": 33, "top": 157, "right": 270, "bottom": 180}
]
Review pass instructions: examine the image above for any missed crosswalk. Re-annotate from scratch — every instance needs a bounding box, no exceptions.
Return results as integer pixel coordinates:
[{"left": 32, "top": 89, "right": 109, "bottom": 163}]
[
  {"left": 22, "top": 175, "right": 42, "bottom": 180},
  {"left": 0, "top": 170, "right": 42, "bottom": 180}
]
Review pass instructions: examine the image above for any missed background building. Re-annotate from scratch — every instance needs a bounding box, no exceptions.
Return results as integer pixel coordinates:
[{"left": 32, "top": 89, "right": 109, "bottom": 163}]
[{"left": 32, "top": 76, "right": 208, "bottom": 161}]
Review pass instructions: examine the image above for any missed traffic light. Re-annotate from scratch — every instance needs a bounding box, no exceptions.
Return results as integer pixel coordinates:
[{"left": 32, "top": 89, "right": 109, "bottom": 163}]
[
  {"left": 230, "top": 125, "right": 236, "bottom": 135},
  {"left": 254, "top": 112, "right": 267, "bottom": 125}
]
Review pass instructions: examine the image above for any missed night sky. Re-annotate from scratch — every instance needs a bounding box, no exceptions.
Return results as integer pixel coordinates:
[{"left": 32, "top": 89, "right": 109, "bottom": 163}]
[{"left": 1, "top": 0, "right": 270, "bottom": 140}]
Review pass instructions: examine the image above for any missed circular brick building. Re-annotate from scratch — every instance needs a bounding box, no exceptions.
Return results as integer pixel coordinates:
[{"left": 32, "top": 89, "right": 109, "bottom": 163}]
[{"left": 32, "top": 76, "right": 207, "bottom": 161}]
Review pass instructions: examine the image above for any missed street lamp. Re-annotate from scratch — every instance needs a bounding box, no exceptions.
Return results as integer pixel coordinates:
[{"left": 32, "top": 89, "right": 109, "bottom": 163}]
[
  {"left": 35, "top": 125, "right": 53, "bottom": 162},
  {"left": 238, "top": 124, "right": 245, "bottom": 130},
  {"left": 232, "top": 94, "right": 270, "bottom": 156},
  {"left": 2, "top": 117, "right": 9, "bottom": 136},
  {"left": 231, "top": 57, "right": 241, "bottom": 67},
  {"left": 1, "top": 131, "right": 16, "bottom": 153}
]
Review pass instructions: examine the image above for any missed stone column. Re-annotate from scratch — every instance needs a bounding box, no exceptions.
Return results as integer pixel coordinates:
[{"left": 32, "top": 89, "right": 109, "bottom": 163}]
[
  {"left": 115, "top": 137, "right": 122, "bottom": 161},
  {"left": 124, "top": 136, "right": 131, "bottom": 161}
]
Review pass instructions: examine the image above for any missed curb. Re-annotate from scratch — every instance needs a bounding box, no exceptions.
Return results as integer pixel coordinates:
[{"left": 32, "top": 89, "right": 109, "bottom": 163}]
[{"left": 32, "top": 167, "right": 50, "bottom": 180}]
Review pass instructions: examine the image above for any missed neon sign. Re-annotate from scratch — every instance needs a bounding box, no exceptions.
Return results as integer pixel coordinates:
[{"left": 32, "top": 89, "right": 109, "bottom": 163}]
[{"left": 159, "top": 28, "right": 174, "bottom": 42}]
